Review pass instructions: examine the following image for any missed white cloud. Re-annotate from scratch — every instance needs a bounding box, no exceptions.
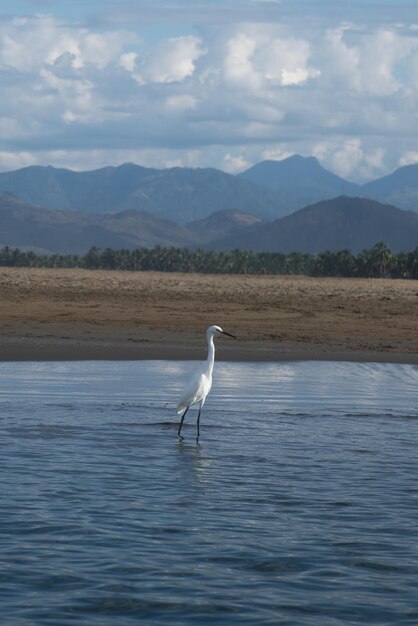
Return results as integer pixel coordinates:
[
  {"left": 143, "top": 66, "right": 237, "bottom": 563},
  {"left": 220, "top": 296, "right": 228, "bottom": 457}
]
[
  {"left": 363, "top": 148, "right": 387, "bottom": 178},
  {"left": 261, "top": 147, "right": 294, "bottom": 162},
  {"left": 119, "top": 52, "right": 137, "bottom": 72},
  {"left": 223, "top": 28, "right": 319, "bottom": 89},
  {"left": 399, "top": 151, "right": 418, "bottom": 166},
  {"left": 1, "top": 10, "right": 418, "bottom": 179},
  {"left": 312, "top": 140, "right": 389, "bottom": 181},
  {"left": 134, "top": 36, "right": 205, "bottom": 84},
  {"left": 224, "top": 33, "right": 260, "bottom": 87},
  {"left": 351, "top": 28, "right": 414, "bottom": 96},
  {"left": 318, "top": 25, "right": 418, "bottom": 96},
  {"left": 320, "top": 26, "right": 360, "bottom": 87},
  {"left": 327, "top": 138, "right": 364, "bottom": 178},
  {"left": 260, "top": 36, "right": 319, "bottom": 85},
  {"left": 0, "top": 150, "right": 36, "bottom": 171},
  {"left": 164, "top": 94, "right": 198, "bottom": 112},
  {"left": 223, "top": 154, "right": 250, "bottom": 173},
  {"left": 0, "top": 15, "right": 134, "bottom": 73}
]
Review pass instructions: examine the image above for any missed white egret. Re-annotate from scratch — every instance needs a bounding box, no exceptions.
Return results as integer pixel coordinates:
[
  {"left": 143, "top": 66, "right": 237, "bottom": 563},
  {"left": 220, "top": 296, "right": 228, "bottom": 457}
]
[{"left": 177, "top": 325, "right": 236, "bottom": 442}]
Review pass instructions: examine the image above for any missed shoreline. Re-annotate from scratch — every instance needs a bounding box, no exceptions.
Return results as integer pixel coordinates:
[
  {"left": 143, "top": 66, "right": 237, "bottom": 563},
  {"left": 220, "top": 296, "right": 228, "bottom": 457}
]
[
  {"left": 1, "top": 336, "right": 417, "bottom": 365},
  {"left": 0, "top": 268, "right": 417, "bottom": 365}
]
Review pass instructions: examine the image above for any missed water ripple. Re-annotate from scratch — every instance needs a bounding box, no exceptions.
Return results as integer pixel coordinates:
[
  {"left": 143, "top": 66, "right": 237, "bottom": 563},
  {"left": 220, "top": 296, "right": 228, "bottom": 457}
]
[{"left": 0, "top": 360, "right": 417, "bottom": 624}]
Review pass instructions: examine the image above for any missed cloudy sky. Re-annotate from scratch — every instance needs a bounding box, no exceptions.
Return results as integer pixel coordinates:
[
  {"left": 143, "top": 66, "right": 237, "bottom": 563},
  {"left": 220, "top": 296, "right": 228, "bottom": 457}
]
[{"left": 1, "top": 0, "right": 418, "bottom": 180}]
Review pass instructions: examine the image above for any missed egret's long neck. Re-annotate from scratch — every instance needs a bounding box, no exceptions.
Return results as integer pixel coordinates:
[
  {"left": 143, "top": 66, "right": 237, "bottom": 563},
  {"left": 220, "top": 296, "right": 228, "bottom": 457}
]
[{"left": 206, "top": 334, "right": 215, "bottom": 376}]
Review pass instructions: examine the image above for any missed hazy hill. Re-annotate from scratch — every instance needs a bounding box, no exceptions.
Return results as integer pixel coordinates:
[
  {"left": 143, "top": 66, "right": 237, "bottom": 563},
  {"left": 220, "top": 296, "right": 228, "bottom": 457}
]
[
  {"left": 207, "top": 197, "right": 418, "bottom": 253},
  {"left": 362, "top": 163, "right": 418, "bottom": 211},
  {"left": 0, "top": 193, "right": 200, "bottom": 254},
  {"left": 0, "top": 194, "right": 267, "bottom": 254},
  {"left": 239, "top": 155, "right": 361, "bottom": 209},
  {"left": 0, "top": 192, "right": 417, "bottom": 255},
  {"left": 0, "top": 163, "right": 286, "bottom": 222},
  {"left": 187, "top": 209, "right": 263, "bottom": 244}
]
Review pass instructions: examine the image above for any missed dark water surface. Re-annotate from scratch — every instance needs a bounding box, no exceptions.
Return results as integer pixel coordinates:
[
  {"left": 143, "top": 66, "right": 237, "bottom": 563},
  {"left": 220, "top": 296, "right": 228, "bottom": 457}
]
[{"left": 0, "top": 360, "right": 417, "bottom": 625}]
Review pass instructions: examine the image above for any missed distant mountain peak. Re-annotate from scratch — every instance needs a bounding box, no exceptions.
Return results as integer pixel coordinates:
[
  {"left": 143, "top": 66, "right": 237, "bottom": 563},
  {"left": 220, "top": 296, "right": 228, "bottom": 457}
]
[
  {"left": 280, "top": 154, "right": 320, "bottom": 165},
  {"left": 241, "top": 154, "right": 342, "bottom": 179},
  {"left": 238, "top": 154, "right": 360, "bottom": 208},
  {"left": 115, "top": 162, "right": 150, "bottom": 172}
]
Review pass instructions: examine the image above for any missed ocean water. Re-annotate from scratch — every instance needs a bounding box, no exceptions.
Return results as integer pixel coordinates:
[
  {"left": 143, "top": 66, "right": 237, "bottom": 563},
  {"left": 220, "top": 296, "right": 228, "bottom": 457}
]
[{"left": 0, "top": 360, "right": 417, "bottom": 625}]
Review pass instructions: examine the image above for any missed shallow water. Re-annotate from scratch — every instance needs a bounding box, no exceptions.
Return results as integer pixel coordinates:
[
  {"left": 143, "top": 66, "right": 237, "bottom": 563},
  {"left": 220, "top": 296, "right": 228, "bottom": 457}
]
[{"left": 0, "top": 360, "right": 417, "bottom": 625}]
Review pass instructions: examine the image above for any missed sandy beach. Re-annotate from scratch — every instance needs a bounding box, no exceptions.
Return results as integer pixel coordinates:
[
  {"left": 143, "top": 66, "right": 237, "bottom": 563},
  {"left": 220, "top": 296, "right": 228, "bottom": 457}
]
[{"left": 0, "top": 267, "right": 417, "bottom": 363}]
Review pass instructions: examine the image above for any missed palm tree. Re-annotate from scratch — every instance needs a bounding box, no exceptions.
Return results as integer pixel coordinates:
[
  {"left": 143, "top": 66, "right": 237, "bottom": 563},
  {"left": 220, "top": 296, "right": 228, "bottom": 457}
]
[{"left": 369, "top": 241, "right": 394, "bottom": 278}]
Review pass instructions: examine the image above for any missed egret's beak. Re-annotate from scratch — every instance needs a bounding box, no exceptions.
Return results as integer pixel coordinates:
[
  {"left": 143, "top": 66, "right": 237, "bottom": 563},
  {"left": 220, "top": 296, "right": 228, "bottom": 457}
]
[{"left": 221, "top": 330, "right": 236, "bottom": 339}]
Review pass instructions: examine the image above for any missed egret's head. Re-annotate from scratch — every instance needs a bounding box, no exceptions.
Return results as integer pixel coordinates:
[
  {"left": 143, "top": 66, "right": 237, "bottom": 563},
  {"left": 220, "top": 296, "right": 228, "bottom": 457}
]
[{"left": 207, "top": 325, "right": 236, "bottom": 339}]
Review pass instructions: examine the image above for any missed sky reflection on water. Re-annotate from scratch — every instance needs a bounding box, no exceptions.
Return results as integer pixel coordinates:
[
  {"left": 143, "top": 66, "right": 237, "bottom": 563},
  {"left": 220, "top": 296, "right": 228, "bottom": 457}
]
[{"left": 0, "top": 360, "right": 417, "bottom": 625}]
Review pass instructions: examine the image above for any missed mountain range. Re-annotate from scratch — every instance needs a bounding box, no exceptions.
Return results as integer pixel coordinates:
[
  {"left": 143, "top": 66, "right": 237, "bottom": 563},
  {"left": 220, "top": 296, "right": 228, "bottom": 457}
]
[
  {"left": 0, "top": 193, "right": 260, "bottom": 254},
  {"left": 1, "top": 192, "right": 417, "bottom": 255},
  {"left": 0, "top": 155, "right": 417, "bottom": 224},
  {"left": 0, "top": 155, "right": 417, "bottom": 254},
  {"left": 0, "top": 163, "right": 284, "bottom": 222}
]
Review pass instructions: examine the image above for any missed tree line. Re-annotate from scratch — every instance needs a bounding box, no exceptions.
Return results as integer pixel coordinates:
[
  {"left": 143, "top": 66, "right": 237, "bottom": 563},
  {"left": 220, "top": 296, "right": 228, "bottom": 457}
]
[{"left": 0, "top": 242, "right": 417, "bottom": 278}]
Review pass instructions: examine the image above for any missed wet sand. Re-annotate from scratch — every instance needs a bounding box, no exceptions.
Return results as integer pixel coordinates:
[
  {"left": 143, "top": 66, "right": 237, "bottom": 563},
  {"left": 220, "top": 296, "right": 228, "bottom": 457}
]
[{"left": 0, "top": 267, "right": 417, "bottom": 363}]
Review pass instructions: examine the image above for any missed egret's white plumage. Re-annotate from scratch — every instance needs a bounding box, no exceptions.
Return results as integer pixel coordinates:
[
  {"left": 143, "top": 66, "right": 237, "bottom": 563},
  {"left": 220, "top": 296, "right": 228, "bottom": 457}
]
[{"left": 177, "top": 325, "right": 236, "bottom": 442}]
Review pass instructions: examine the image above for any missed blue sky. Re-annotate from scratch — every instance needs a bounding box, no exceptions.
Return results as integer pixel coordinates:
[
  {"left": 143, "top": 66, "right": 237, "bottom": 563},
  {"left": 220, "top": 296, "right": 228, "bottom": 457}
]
[{"left": 1, "top": 0, "right": 418, "bottom": 179}]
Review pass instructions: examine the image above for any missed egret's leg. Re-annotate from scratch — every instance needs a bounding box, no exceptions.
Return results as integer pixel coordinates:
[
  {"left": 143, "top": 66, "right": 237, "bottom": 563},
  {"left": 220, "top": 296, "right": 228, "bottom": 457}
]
[
  {"left": 178, "top": 406, "right": 189, "bottom": 439},
  {"left": 196, "top": 406, "right": 202, "bottom": 443}
]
